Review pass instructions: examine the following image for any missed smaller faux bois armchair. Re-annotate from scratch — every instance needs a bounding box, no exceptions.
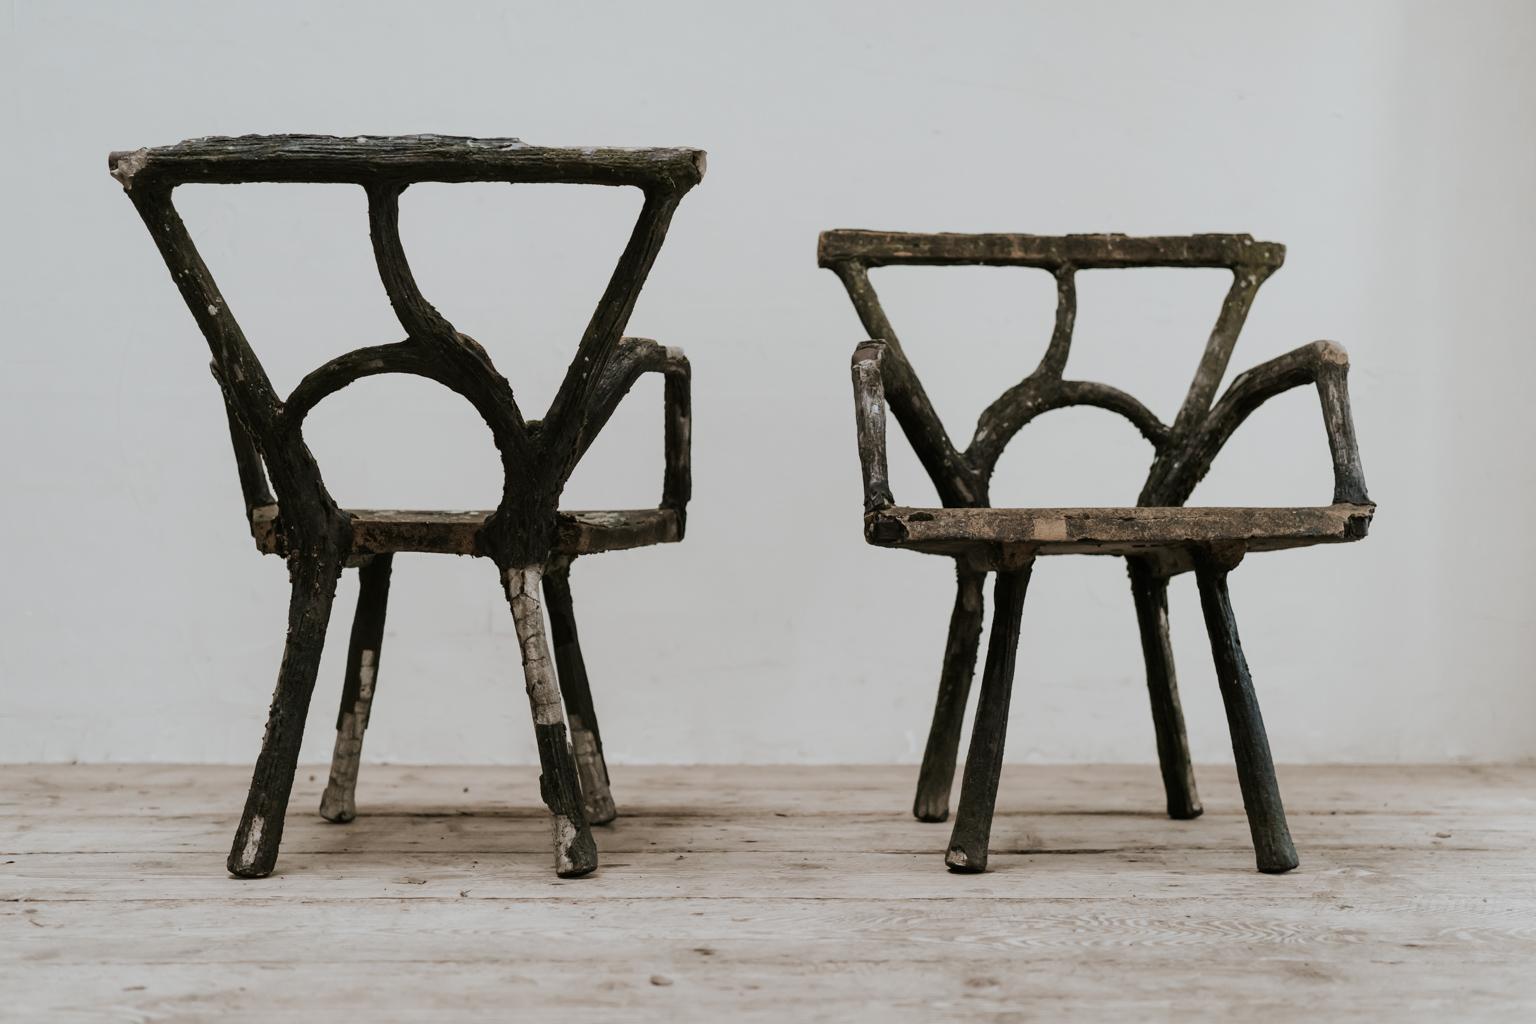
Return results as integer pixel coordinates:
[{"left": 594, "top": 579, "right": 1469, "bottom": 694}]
[
  {"left": 110, "top": 135, "right": 704, "bottom": 879},
  {"left": 820, "top": 230, "right": 1374, "bottom": 874}
]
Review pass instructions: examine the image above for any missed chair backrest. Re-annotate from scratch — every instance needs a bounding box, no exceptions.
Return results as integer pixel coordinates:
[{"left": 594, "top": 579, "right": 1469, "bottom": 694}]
[
  {"left": 111, "top": 135, "right": 704, "bottom": 560},
  {"left": 817, "top": 230, "right": 1284, "bottom": 508}
]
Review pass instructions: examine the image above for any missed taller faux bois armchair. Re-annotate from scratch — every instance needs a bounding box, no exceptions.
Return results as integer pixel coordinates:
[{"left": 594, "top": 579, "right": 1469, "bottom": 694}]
[
  {"left": 110, "top": 135, "right": 703, "bottom": 879},
  {"left": 820, "top": 230, "right": 1374, "bottom": 874}
]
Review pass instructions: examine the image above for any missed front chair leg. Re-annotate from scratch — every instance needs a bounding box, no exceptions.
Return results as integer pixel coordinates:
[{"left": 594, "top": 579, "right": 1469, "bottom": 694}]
[
  {"left": 914, "top": 564, "right": 987, "bottom": 823},
  {"left": 1193, "top": 550, "right": 1298, "bottom": 874},
  {"left": 542, "top": 559, "right": 616, "bottom": 825},
  {"left": 502, "top": 564, "right": 598, "bottom": 878},
  {"left": 320, "top": 554, "right": 393, "bottom": 824},
  {"left": 1127, "top": 557, "right": 1202, "bottom": 820},
  {"left": 945, "top": 562, "right": 1033, "bottom": 873},
  {"left": 228, "top": 552, "right": 342, "bottom": 878}
]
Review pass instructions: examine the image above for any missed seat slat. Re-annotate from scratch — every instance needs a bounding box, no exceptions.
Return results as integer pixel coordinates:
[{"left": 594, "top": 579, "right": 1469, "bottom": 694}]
[
  {"left": 250, "top": 506, "right": 681, "bottom": 559},
  {"left": 866, "top": 503, "right": 1374, "bottom": 568}
]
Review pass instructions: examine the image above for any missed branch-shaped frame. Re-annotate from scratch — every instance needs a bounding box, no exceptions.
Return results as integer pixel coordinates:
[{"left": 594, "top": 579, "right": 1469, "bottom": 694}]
[
  {"left": 823, "top": 230, "right": 1371, "bottom": 529},
  {"left": 112, "top": 134, "right": 703, "bottom": 568},
  {"left": 111, "top": 134, "right": 704, "bottom": 881},
  {"left": 821, "top": 228, "right": 1374, "bottom": 873}
]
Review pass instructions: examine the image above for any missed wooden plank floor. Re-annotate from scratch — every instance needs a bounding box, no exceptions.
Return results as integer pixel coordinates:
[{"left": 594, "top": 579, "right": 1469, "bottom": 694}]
[{"left": 4, "top": 764, "right": 1535, "bottom": 1021}]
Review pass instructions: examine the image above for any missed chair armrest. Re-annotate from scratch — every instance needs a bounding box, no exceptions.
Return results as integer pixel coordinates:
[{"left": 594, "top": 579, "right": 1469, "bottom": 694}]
[
  {"left": 660, "top": 347, "right": 691, "bottom": 522},
  {"left": 556, "top": 337, "right": 692, "bottom": 529},
  {"left": 851, "top": 341, "right": 896, "bottom": 512},
  {"left": 1191, "top": 341, "right": 1371, "bottom": 506}
]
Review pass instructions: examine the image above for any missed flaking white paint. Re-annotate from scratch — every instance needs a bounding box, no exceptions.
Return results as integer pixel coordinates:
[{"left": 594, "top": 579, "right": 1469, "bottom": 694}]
[
  {"left": 504, "top": 566, "right": 564, "bottom": 727},
  {"left": 238, "top": 815, "right": 264, "bottom": 869},
  {"left": 551, "top": 815, "right": 580, "bottom": 874}
]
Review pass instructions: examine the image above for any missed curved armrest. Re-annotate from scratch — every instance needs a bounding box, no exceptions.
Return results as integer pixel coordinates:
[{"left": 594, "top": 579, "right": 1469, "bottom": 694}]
[
  {"left": 660, "top": 347, "right": 691, "bottom": 520},
  {"left": 851, "top": 341, "right": 895, "bottom": 512},
  {"left": 566, "top": 336, "right": 691, "bottom": 525},
  {"left": 1182, "top": 340, "right": 1371, "bottom": 507}
]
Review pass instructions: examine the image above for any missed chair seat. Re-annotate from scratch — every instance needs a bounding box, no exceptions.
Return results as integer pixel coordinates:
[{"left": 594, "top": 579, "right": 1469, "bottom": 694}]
[
  {"left": 251, "top": 505, "right": 681, "bottom": 559},
  {"left": 866, "top": 503, "right": 1373, "bottom": 571}
]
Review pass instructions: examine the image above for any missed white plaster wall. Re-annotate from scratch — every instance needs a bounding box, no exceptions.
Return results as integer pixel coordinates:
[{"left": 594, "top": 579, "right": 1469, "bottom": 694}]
[{"left": 3, "top": 0, "right": 1533, "bottom": 764}]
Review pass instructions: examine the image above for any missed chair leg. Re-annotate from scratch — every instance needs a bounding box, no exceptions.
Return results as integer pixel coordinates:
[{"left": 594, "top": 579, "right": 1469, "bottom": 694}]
[
  {"left": 228, "top": 553, "right": 342, "bottom": 878},
  {"left": 945, "top": 563, "right": 1033, "bottom": 873},
  {"left": 501, "top": 564, "right": 598, "bottom": 878},
  {"left": 1127, "top": 557, "right": 1202, "bottom": 820},
  {"left": 1193, "top": 552, "right": 1299, "bottom": 874},
  {"left": 542, "top": 559, "right": 616, "bottom": 825},
  {"left": 320, "top": 554, "right": 393, "bottom": 824},
  {"left": 914, "top": 564, "right": 987, "bottom": 822}
]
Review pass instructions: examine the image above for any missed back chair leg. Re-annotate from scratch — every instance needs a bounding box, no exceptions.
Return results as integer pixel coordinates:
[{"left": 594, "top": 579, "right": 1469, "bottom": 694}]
[
  {"left": 501, "top": 564, "right": 599, "bottom": 878},
  {"left": 1193, "top": 551, "right": 1299, "bottom": 874},
  {"left": 914, "top": 565, "right": 987, "bottom": 823},
  {"left": 1127, "top": 557, "right": 1202, "bottom": 820},
  {"left": 945, "top": 562, "right": 1033, "bottom": 873},
  {"left": 228, "top": 553, "right": 342, "bottom": 878},
  {"left": 542, "top": 559, "right": 616, "bottom": 825},
  {"left": 320, "top": 554, "right": 393, "bottom": 824}
]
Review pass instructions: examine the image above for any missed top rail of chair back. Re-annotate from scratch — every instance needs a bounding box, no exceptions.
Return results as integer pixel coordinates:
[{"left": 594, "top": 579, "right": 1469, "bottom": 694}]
[
  {"left": 817, "top": 230, "right": 1284, "bottom": 271},
  {"left": 108, "top": 134, "right": 708, "bottom": 192}
]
